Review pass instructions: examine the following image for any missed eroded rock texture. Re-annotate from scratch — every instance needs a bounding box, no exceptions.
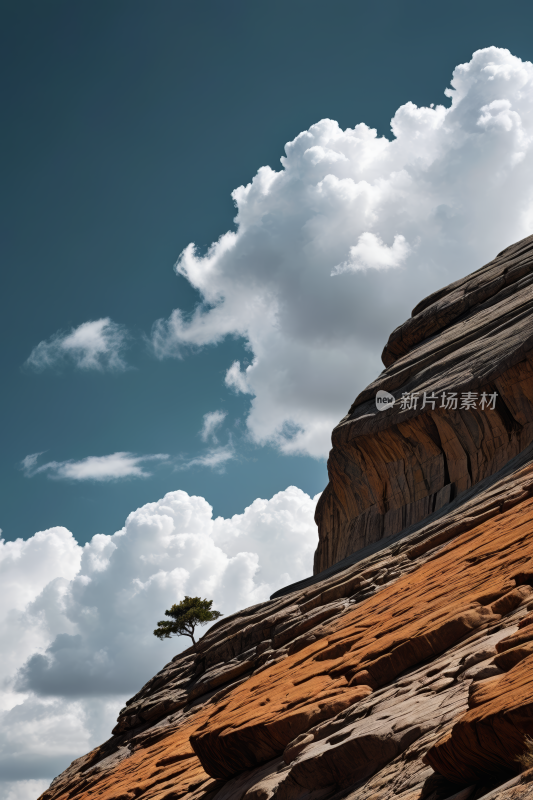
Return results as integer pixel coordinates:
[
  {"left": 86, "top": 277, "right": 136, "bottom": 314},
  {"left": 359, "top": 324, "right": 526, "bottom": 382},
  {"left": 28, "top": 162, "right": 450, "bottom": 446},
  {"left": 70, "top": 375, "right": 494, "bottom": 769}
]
[
  {"left": 39, "top": 448, "right": 533, "bottom": 800},
  {"left": 315, "top": 233, "right": 533, "bottom": 574},
  {"left": 40, "top": 237, "right": 533, "bottom": 800}
]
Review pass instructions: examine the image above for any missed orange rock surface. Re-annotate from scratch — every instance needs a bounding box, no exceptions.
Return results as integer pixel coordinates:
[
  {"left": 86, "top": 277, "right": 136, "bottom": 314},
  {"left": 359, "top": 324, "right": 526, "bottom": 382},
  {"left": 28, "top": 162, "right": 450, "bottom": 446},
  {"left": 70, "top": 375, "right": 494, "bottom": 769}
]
[
  {"left": 42, "top": 487, "right": 533, "bottom": 799},
  {"left": 191, "top": 495, "right": 533, "bottom": 780}
]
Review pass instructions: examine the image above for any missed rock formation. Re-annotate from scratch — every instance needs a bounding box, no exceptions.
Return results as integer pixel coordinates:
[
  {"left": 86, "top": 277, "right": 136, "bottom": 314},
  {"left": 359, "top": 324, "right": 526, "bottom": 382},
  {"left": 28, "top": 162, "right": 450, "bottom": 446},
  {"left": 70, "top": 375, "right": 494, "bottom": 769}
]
[
  {"left": 315, "top": 234, "right": 533, "bottom": 574},
  {"left": 40, "top": 234, "right": 533, "bottom": 800}
]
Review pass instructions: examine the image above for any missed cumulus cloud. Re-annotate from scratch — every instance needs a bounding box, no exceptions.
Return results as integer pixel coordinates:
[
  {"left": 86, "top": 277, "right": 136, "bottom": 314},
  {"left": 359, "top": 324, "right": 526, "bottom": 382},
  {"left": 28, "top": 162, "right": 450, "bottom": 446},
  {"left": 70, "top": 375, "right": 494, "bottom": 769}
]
[
  {"left": 0, "top": 528, "right": 82, "bottom": 703},
  {"left": 0, "top": 696, "right": 124, "bottom": 787},
  {"left": 331, "top": 232, "right": 412, "bottom": 275},
  {"left": 1, "top": 486, "right": 317, "bottom": 793},
  {"left": 2, "top": 780, "right": 53, "bottom": 800},
  {"left": 22, "top": 452, "right": 169, "bottom": 482},
  {"left": 152, "top": 47, "right": 533, "bottom": 458},
  {"left": 200, "top": 410, "right": 227, "bottom": 443},
  {"left": 25, "top": 318, "right": 129, "bottom": 372}
]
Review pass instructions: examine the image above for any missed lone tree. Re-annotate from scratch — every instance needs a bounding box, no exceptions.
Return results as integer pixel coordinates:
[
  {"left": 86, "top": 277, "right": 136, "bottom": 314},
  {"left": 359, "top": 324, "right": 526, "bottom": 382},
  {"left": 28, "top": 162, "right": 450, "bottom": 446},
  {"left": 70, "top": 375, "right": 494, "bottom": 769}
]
[{"left": 153, "top": 596, "right": 222, "bottom": 646}]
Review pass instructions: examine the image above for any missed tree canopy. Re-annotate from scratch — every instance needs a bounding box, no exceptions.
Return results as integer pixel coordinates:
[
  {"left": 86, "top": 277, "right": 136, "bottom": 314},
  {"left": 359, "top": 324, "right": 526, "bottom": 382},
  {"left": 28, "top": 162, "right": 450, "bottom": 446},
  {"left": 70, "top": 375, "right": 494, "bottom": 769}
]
[{"left": 153, "top": 596, "right": 222, "bottom": 646}]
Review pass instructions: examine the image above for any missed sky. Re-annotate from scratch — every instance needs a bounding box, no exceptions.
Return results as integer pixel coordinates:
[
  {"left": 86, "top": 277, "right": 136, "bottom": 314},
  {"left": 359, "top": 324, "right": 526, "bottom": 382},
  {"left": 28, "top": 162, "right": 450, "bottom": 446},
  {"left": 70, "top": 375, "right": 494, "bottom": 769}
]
[{"left": 2, "top": 1, "right": 533, "bottom": 798}]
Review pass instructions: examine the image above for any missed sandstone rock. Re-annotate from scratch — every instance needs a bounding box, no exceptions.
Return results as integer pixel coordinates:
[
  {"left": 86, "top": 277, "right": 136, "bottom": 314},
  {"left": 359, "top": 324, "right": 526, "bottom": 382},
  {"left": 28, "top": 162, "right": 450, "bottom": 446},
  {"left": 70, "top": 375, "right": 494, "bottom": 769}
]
[
  {"left": 315, "top": 234, "right": 533, "bottom": 574},
  {"left": 461, "top": 647, "right": 498, "bottom": 672},
  {"left": 271, "top": 602, "right": 347, "bottom": 648},
  {"left": 496, "top": 625, "right": 533, "bottom": 653},
  {"left": 494, "top": 642, "right": 533, "bottom": 671},
  {"left": 211, "top": 758, "right": 287, "bottom": 800},
  {"left": 187, "top": 650, "right": 256, "bottom": 702},
  {"left": 425, "top": 653, "right": 533, "bottom": 783},
  {"left": 279, "top": 683, "right": 468, "bottom": 793}
]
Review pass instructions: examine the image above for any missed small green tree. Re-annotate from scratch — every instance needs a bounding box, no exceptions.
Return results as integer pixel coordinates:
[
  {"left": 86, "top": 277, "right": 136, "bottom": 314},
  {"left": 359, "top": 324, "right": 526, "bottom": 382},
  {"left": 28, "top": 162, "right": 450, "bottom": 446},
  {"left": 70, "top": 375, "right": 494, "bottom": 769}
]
[{"left": 153, "top": 596, "right": 222, "bottom": 646}]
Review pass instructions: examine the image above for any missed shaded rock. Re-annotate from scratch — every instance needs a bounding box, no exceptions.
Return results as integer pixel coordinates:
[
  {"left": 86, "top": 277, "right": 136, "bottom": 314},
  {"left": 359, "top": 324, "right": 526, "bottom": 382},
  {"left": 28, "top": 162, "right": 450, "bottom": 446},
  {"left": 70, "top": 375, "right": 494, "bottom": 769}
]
[
  {"left": 278, "top": 683, "right": 468, "bottom": 795},
  {"left": 494, "top": 642, "right": 533, "bottom": 671},
  {"left": 315, "top": 234, "right": 533, "bottom": 574},
  {"left": 425, "top": 653, "right": 533, "bottom": 783},
  {"left": 211, "top": 758, "right": 288, "bottom": 800}
]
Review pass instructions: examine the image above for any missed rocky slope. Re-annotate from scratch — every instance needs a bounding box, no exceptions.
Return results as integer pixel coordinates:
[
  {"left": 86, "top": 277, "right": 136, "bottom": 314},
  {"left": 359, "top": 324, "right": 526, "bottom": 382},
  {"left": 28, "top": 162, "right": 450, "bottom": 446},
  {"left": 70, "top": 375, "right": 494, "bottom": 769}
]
[{"left": 40, "top": 235, "right": 533, "bottom": 800}]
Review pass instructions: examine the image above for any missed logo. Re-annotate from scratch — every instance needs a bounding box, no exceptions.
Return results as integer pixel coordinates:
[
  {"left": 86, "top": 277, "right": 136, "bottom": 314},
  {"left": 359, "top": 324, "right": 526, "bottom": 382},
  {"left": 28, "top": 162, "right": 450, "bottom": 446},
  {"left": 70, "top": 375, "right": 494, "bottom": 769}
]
[
  {"left": 374, "top": 389, "right": 499, "bottom": 413},
  {"left": 375, "top": 390, "right": 395, "bottom": 411}
]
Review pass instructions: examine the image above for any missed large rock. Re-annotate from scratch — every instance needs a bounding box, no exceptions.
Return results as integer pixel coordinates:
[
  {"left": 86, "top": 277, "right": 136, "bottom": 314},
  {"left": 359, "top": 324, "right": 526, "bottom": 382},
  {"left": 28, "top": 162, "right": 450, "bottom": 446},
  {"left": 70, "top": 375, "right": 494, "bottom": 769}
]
[
  {"left": 315, "top": 234, "right": 533, "bottom": 574},
  {"left": 38, "top": 237, "right": 533, "bottom": 800}
]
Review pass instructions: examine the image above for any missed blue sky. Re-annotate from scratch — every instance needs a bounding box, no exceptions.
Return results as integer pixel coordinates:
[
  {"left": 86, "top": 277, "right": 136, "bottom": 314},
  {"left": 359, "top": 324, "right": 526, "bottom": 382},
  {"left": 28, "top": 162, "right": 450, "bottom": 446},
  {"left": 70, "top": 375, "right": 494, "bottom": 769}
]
[
  {"left": 3, "top": 0, "right": 532, "bottom": 545},
  {"left": 3, "top": 2, "right": 533, "bottom": 797}
]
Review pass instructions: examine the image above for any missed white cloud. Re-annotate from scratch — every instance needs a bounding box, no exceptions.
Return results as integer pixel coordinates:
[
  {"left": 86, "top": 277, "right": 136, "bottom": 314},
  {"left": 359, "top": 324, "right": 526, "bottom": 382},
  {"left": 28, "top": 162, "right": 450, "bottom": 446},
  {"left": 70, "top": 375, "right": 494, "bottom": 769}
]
[
  {"left": 2, "top": 780, "right": 52, "bottom": 800},
  {"left": 225, "top": 360, "right": 253, "bottom": 394},
  {"left": 22, "top": 452, "right": 169, "bottom": 482},
  {"left": 20, "top": 453, "right": 43, "bottom": 475},
  {"left": 331, "top": 232, "right": 411, "bottom": 275},
  {"left": 151, "top": 47, "right": 533, "bottom": 458},
  {"left": 0, "top": 528, "right": 82, "bottom": 705},
  {"left": 25, "top": 318, "right": 129, "bottom": 372},
  {"left": 0, "top": 695, "right": 123, "bottom": 787},
  {"left": 0, "top": 486, "right": 317, "bottom": 791},
  {"left": 200, "top": 410, "right": 227, "bottom": 443},
  {"left": 183, "top": 445, "right": 235, "bottom": 471}
]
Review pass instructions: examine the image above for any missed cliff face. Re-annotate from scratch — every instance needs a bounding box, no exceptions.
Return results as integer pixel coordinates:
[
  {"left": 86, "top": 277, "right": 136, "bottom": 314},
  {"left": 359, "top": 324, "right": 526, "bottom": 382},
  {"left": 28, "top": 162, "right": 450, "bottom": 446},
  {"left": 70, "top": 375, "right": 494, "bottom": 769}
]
[
  {"left": 315, "top": 234, "right": 533, "bottom": 574},
  {"left": 41, "top": 236, "right": 533, "bottom": 800}
]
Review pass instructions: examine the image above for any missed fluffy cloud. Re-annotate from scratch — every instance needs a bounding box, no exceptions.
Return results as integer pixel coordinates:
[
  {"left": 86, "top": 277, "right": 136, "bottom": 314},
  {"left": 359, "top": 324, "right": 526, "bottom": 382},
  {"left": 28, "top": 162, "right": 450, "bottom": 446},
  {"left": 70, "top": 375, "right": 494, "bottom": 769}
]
[
  {"left": 0, "top": 528, "right": 86, "bottom": 798},
  {"left": 152, "top": 47, "right": 533, "bottom": 458},
  {"left": 1, "top": 486, "right": 318, "bottom": 796},
  {"left": 331, "top": 232, "right": 411, "bottom": 275},
  {"left": 22, "top": 452, "right": 169, "bottom": 482},
  {"left": 0, "top": 528, "right": 82, "bottom": 705},
  {"left": 25, "top": 318, "right": 129, "bottom": 372}
]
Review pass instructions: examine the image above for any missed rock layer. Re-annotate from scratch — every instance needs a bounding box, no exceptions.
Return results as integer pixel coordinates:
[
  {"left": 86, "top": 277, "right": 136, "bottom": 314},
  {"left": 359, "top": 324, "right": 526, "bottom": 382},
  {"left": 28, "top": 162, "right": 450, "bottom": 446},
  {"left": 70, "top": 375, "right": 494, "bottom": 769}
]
[
  {"left": 314, "top": 234, "right": 533, "bottom": 574},
  {"left": 39, "top": 237, "right": 533, "bottom": 800}
]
